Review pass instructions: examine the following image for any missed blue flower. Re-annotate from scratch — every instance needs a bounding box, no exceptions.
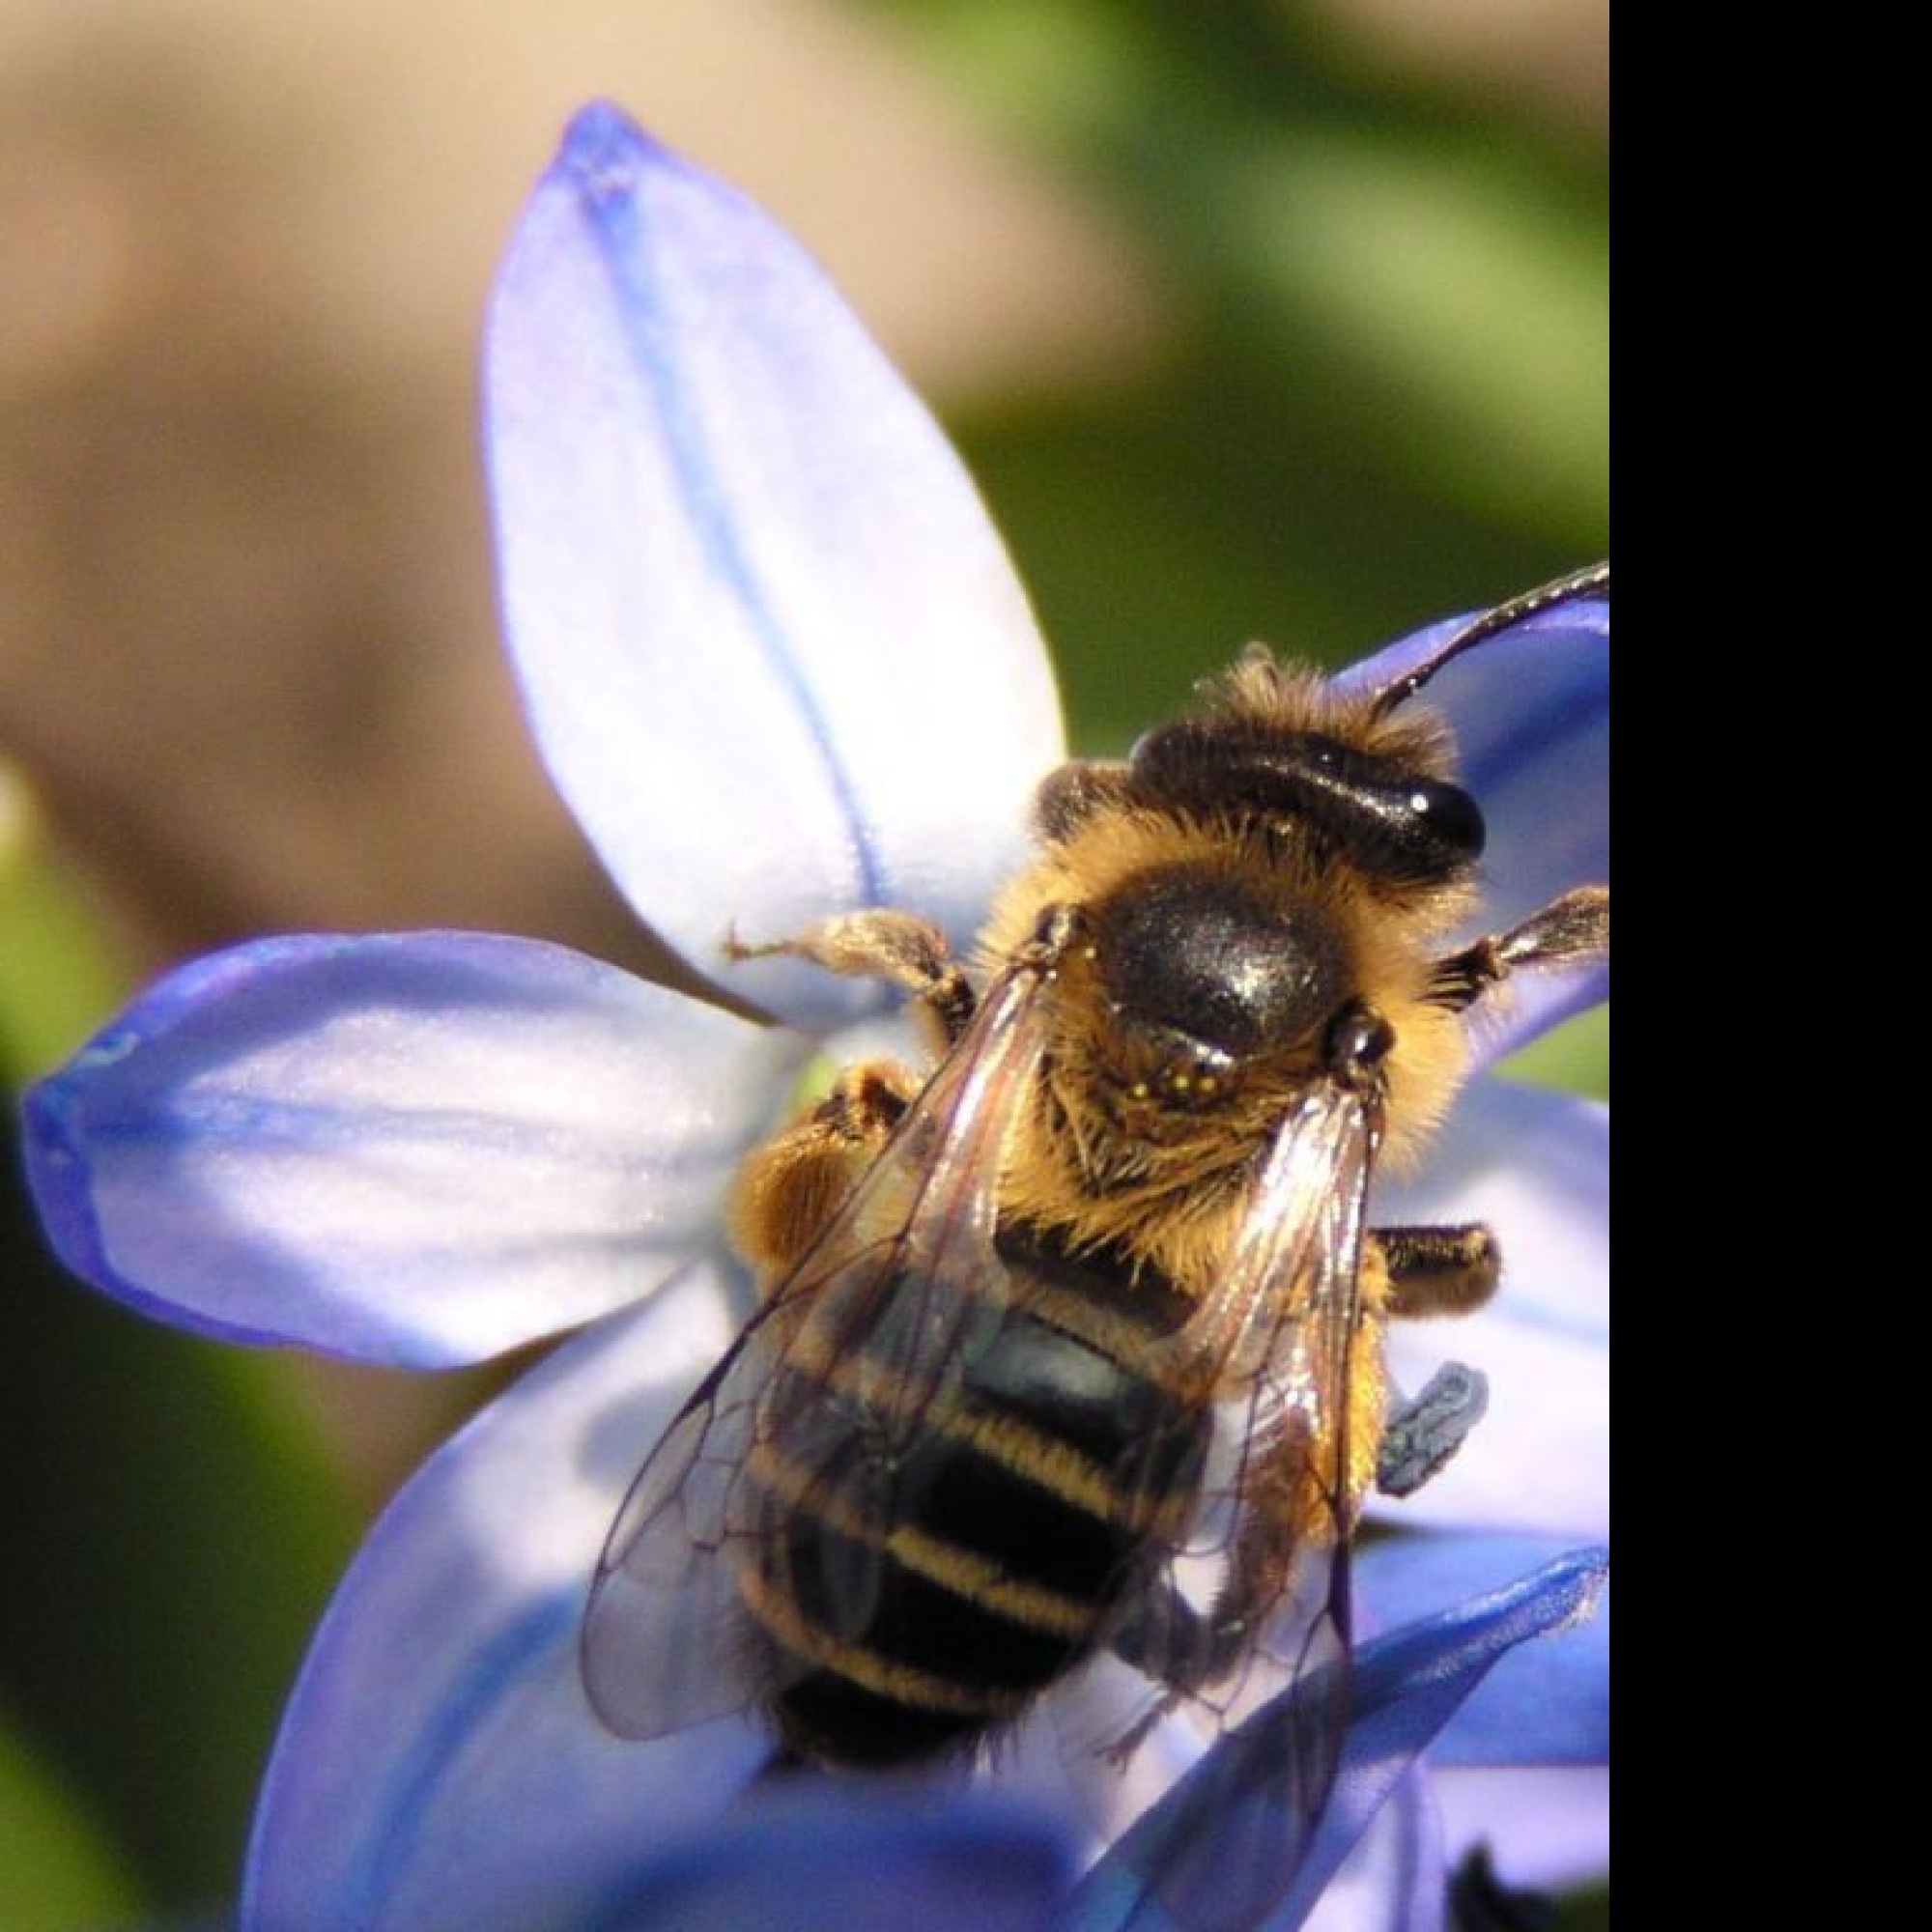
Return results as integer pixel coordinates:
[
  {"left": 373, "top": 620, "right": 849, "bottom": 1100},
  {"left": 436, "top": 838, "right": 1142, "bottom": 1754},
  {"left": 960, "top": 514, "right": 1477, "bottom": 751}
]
[{"left": 21, "top": 103, "right": 1606, "bottom": 1932}]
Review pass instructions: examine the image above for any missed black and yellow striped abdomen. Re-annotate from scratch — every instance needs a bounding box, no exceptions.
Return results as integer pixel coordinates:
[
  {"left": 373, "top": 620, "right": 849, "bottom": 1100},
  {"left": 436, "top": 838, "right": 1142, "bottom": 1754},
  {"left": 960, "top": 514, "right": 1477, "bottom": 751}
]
[{"left": 738, "top": 1229, "right": 1208, "bottom": 1766}]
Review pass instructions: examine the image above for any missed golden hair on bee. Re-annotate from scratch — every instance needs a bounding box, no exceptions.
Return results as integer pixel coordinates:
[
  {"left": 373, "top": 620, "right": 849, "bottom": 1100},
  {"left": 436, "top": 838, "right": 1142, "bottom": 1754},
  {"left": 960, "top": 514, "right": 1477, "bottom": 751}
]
[
  {"left": 1213, "top": 644, "right": 1460, "bottom": 785},
  {"left": 584, "top": 564, "right": 1608, "bottom": 1929}
]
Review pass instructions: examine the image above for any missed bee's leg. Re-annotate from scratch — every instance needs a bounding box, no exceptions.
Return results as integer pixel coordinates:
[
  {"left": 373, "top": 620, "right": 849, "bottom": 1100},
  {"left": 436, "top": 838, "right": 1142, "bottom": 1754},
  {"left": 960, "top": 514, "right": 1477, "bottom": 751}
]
[
  {"left": 1428, "top": 885, "right": 1609, "bottom": 1013},
  {"left": 1101, "top": 1581, "right": 1220, "bottom": 1755},
  {"left": 728, "top": 1059, "right": 922, "bottom": 1289},
  {"left": 1111, "top": 1222, "right": 1494, "bottom": 1715},
  {"left": 1109, "top": 1435, "right": 1321, "bottom": 1712},
  {"left": 1104, "top": 1548, "right": 1345, "bottom": 1760},
  {"left": 726, "top": 911, "right": 976, "bottom": 1046},
  {"left": 1376, "top": 1361, "right": 1490, "bottom": 1498},
  {"left": 1372, "top": 1223, "right": 1500, "bottom": 1318}
]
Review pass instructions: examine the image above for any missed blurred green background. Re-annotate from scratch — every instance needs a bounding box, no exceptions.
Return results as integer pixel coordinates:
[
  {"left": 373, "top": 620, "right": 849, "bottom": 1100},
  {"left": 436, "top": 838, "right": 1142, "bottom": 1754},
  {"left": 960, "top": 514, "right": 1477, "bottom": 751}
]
[{"left": 0, "top": 0, "right": 1605, "bottom": 1922}]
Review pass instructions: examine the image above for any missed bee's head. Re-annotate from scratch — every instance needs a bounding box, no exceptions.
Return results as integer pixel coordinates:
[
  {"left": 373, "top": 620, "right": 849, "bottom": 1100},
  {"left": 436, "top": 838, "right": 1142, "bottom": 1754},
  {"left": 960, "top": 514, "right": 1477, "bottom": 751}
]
[{"left": 1014, "top": 563, "right": 1606, "bottom": 1122}]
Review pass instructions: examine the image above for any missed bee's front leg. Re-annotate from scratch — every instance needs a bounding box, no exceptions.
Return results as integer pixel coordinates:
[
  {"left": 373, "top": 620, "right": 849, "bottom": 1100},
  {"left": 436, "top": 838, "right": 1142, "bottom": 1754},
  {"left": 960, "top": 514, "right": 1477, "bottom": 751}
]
[
  {"left": 728, "top": 1060, "right": 922, "bottom": 1291},
  {"left": 726, "top": 910, "right": 976, "bottom": 1046},
  {"left": 1428, "top": 886, "right": 1609, "bottom": 1013}
]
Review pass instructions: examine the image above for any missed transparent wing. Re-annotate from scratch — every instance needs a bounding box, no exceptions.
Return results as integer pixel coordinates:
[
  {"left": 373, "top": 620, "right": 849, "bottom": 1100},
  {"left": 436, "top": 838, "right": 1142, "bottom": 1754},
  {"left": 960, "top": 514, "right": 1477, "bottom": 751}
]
[
  {"left": 1110, "top": 1081, "right": 1379, "bottom": 1932},
  {"left": 577, "top": 1315, "right": 787, "bottom": 1737},
  {"left": 580, "top": 961, "right": 1051, "bottom": 1739}
]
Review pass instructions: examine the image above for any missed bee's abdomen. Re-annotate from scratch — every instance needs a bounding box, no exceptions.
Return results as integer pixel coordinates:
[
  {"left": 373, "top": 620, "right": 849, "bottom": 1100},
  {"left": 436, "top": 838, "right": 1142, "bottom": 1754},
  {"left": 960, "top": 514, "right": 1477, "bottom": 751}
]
[{"left": 744, "top": 1243, "right": 1206, "bottom": 1767}]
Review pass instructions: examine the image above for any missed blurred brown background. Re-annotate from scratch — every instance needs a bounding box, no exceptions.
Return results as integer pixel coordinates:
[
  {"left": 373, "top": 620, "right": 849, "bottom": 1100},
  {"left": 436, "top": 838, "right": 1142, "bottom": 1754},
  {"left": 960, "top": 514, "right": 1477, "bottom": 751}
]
[{"left": 0, "top": 0, "right": 1170, "bottom": 973}]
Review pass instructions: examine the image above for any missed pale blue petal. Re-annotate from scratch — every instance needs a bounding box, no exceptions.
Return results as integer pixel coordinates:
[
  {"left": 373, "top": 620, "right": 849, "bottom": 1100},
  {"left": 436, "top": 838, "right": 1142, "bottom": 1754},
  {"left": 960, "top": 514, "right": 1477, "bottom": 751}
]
[
  {"left": 24, "top": 933, "right": 799, "bottom": 1367},
  {"left": 1060, "top": 1548, "right": 1606, "bottom": 1932},
  {"left": 245, "top": 1264, "right": 774, "bottom": 1932},
  {"left": 487, "top": 103, "right": 1064, "bottom": 1035},
  {"left": 1375, "top": 1081, "right": 1608, "bottom": 1539},
  {"left": 594, "top": 1786, "right": 1074, "bottom": 1932}
]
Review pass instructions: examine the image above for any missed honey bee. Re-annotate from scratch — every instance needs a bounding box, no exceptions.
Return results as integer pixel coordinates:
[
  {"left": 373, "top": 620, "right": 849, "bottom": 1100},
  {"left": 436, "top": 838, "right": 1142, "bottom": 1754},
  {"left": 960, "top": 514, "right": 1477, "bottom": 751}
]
[{"left": 582, "top": 564, "right": 1609, "bottom": 1923}]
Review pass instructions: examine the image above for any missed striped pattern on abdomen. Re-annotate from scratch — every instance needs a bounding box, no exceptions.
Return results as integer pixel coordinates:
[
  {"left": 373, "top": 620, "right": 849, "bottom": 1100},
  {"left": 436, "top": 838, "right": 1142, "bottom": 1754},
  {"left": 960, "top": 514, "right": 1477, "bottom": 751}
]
[{"left": 739, "top": 1233, "right": 1208, "bottom": 1766}]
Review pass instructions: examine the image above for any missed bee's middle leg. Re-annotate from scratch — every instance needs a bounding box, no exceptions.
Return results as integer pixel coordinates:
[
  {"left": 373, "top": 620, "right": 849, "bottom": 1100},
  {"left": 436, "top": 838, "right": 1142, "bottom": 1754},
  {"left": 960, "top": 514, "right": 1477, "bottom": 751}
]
[
  {"left": 728, "top": 1059, "right": 922, "bottom": 1289},
  {"left": 726, "top": 910, "right": 975, "bottom": 1046}
]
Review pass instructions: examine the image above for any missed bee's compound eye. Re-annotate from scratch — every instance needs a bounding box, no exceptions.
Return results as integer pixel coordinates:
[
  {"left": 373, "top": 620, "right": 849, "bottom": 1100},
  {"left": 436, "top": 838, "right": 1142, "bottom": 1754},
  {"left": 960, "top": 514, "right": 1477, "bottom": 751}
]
[{"left": 1406, "top": 781, "right": 1485, "bottom": 861}]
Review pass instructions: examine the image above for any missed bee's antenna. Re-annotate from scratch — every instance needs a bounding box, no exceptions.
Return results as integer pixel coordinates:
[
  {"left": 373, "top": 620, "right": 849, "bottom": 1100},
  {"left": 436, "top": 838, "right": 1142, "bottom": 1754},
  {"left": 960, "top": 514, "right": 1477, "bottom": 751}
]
[{"left": 1368, "top": 560, "right": 1609, "bottom": 719}]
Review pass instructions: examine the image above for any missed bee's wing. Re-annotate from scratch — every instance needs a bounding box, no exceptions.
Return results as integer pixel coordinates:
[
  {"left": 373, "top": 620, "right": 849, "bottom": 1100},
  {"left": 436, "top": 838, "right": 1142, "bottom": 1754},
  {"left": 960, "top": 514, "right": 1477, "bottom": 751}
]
[
  {"left": 580, "top": 962, "right": 1051, "bottom": 1741},
  {"left": 578, "top": 1315, "right": 786, "bottom": 1735},
  {"left": 1113, "top": 1082, "right": 1378, "bottom": 1932}
]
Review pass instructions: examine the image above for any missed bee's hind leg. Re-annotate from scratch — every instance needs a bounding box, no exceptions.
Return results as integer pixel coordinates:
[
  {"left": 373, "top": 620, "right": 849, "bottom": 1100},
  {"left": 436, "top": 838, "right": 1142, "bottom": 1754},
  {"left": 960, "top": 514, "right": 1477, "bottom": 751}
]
[
  {"left": 1096, "top": 1583, "right": 1225, "bottom": 1762},
  {"left": 1105, "top": 1429, "right": 1329, "bottom": 1740},
  {"left": 1427, "top": 886, "right": 1609, "bottom": 1013},
  {"left": 728, "top": 1059, "right": 923, "bottom": 1290},
  {"left": 726, "top": 910, "right": 976, "bottom": 1046}
]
